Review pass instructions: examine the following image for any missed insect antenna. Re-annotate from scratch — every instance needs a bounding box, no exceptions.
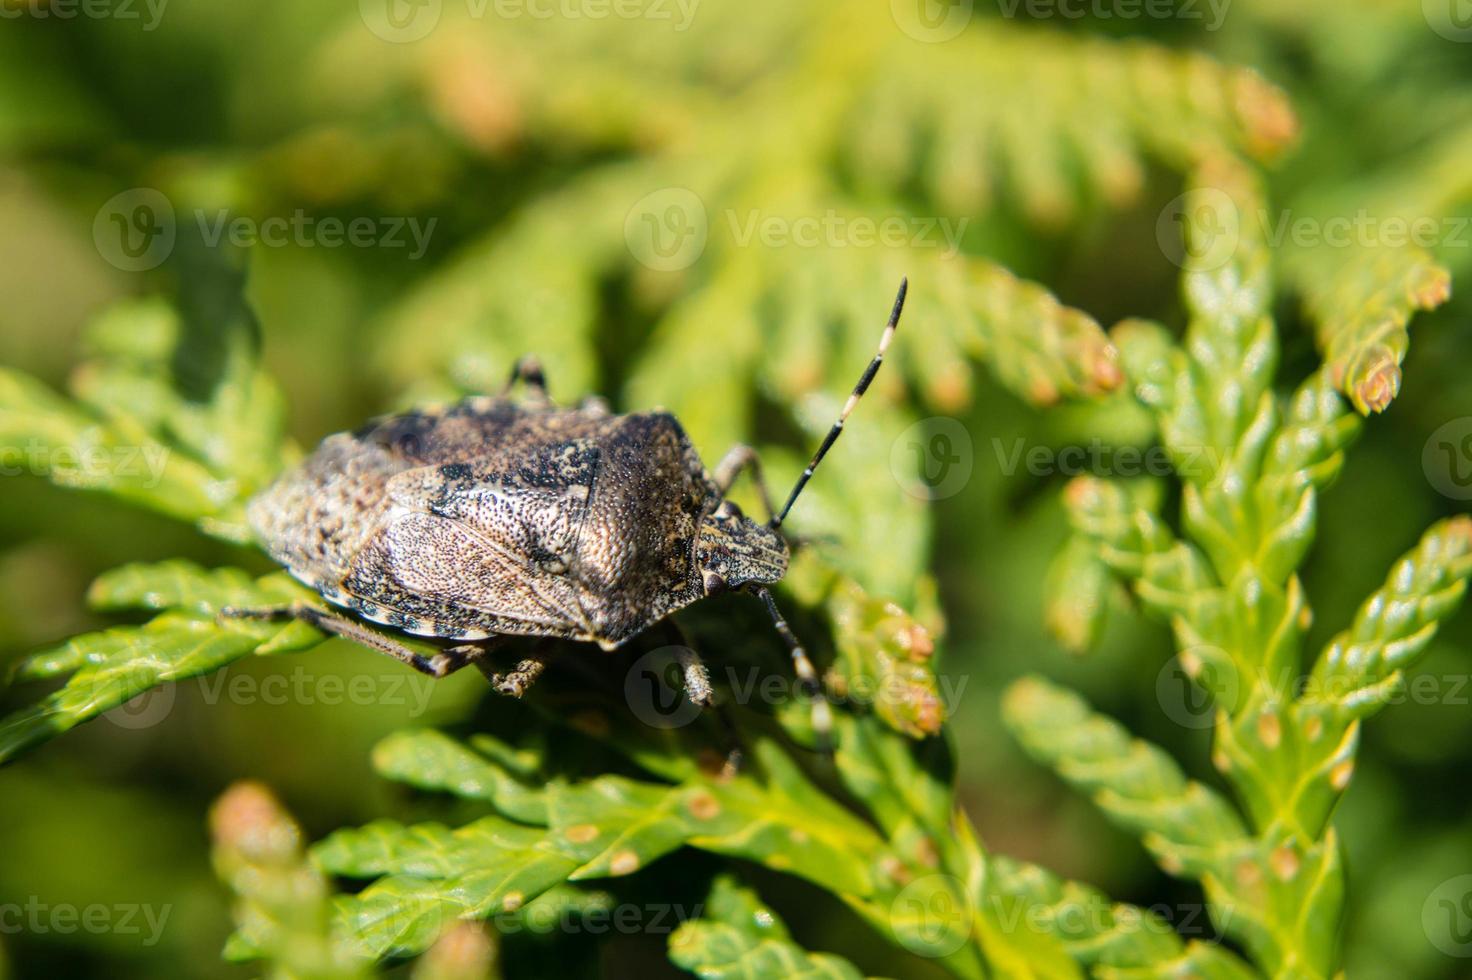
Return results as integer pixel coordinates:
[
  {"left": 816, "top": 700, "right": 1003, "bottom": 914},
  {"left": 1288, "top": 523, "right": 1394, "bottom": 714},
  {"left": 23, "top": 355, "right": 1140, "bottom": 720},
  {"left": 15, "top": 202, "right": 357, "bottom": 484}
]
[{"left": 770, "top": 277, "right": 908, "bottom": 529}]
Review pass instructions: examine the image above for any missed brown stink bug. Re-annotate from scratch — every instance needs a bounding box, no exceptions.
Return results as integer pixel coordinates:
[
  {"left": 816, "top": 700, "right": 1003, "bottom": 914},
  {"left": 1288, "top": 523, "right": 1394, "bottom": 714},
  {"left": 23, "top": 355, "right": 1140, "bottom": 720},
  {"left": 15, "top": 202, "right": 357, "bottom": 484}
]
[{"left": 227, "top": 280, "right": 909, "bottom": 743}]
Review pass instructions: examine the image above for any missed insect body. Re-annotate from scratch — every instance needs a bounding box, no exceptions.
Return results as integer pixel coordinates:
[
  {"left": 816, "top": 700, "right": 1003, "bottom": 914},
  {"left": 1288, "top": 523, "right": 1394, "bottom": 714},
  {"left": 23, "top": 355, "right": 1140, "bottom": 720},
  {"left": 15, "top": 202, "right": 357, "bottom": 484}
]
[{"left": 232, "top": 280, "right": 908, "bottom": 738}]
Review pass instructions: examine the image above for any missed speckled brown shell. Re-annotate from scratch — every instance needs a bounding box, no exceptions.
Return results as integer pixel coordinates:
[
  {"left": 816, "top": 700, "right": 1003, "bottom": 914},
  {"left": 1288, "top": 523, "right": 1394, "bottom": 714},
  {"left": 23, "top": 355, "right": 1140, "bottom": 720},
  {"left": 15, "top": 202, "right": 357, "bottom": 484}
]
[{"left": 247, "top": 396, "right": 718, "bottom": 650}]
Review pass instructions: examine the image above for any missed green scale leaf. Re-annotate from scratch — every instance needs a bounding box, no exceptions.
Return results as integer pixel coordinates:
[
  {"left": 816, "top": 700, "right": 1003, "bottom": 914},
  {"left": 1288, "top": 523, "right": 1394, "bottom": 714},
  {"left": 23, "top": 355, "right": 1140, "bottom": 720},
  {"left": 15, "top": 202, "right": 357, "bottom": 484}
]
[{"left": 0, "top": 561, "right": 319, "bottom": 764}]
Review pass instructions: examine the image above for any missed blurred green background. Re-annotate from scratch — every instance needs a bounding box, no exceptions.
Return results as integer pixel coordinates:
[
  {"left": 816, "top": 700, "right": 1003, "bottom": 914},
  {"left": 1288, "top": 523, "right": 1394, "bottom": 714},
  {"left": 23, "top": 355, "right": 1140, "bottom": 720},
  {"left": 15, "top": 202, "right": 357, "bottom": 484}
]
[{"left": 1, "top": 1, "right": 1470, "bottom": 977}]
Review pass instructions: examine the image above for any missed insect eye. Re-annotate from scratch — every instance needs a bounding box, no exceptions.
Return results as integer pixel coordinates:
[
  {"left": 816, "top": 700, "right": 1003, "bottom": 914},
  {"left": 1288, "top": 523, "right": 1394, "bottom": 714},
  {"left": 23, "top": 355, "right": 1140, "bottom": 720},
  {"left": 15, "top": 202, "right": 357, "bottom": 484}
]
[
  {"left": 716, "top": 500, "right": 743, "bottom": 521},
  {"left": 702, "top": 570, "right": 728, "bottom": 594}
]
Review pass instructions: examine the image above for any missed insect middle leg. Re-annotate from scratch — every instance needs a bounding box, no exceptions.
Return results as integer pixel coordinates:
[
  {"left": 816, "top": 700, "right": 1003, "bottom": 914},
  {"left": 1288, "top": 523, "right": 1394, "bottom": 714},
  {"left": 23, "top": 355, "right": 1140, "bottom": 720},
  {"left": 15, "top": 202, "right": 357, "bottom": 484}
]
[
  {"left": 749, "top": 585, "right": 834, "bottom": 753},
  {"left": 501, "top": 355, "right": 550, "bottom": 400},
  {"left": 220, "top": 602, "right": 493, "bottom": 679},
  {"left": 713, "top": 444, "right": 777, "bottom": 523},
  {"left": 480, "top": 652, "right": 550, "bottom": 697}
]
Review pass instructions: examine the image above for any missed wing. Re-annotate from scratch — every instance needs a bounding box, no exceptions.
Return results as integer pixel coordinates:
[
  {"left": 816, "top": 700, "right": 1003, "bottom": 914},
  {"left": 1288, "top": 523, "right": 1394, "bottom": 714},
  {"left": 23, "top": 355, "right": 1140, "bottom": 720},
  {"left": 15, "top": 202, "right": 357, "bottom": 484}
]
[
  {"left": 251, "top": 396, "right": 610, "bottom": 591},
  {"left": 338, "top": 510, "right": 591, "bottom": 640},
  {"left": 334, "top": 440, "right": 604, "bottom": 639},
  {"left": 387, "top": 437, "right": 599, "bottom": 570}
]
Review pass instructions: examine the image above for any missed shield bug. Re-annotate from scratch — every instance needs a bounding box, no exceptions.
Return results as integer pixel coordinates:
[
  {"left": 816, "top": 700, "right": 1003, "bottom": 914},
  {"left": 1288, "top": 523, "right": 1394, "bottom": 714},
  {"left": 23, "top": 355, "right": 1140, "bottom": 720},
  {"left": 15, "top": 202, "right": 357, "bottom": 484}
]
[{"left": 227, "top": 280, "right": 909, "bottom": 743}]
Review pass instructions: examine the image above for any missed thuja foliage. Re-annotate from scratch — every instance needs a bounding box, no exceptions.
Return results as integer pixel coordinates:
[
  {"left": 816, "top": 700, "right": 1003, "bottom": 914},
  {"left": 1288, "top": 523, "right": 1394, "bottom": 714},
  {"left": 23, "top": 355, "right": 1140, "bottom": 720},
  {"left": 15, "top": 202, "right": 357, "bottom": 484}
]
[
  {"left": 3, "top": 2, "right": 1472, "bottom": 978},
  {"left": 1011, "top": 158, "right": 1472, "bottom": 977}
]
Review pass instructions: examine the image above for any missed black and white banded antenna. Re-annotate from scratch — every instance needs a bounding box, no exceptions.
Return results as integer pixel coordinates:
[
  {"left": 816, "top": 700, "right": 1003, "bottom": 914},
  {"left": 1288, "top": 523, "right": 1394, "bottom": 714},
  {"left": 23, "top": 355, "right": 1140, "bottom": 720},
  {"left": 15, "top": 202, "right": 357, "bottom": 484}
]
[{"left": 771, "top": 277, "right": 908, "bottom": 529}]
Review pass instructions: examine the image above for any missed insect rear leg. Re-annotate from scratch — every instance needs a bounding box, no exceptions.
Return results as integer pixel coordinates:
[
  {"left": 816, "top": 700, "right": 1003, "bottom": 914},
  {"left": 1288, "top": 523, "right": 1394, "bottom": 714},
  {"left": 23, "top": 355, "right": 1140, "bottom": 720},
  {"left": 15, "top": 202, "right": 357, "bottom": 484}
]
[
  {"left": 749, "top": 586, "right": 834, "bottom": 755},
  {"left": 713, "top": 444, "right": 777, "bottom": 523},
  {"left": 219, "top": 602, "right": 488, "bottom": 679}
]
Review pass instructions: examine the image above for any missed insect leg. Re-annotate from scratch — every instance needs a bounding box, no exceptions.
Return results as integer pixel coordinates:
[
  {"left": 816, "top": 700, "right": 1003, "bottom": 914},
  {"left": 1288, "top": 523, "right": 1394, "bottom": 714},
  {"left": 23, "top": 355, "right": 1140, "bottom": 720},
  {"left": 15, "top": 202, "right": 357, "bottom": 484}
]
[
  {"left": 478, "top": 652, "right": 549, "bottom": 697},
  {"left": 661, "top": 622, "right": 742, "bottom": 776},
  {"left": 577, "top": 394, "right": 612, "bottom": 417},
  {"left": 712, "top": 444, "right": 777, "bottom": 523},
  {"left": 501, "top": 355, "right": 550, "bottom": 400},
  {"left": 219, "top": 602, "right": 485, "bottom": 678},
  {"left": 674, "top": 645, "right": 715, "bottom": 707},
  {"left": 749, "top": 586, "right": 834, "bottom": 753}
]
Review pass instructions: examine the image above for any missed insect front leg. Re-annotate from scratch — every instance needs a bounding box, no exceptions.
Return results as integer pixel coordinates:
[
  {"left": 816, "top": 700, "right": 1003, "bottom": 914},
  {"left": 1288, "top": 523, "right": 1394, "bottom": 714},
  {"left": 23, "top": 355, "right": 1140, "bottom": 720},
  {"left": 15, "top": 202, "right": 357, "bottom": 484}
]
[
  {"left": 660, "top": 623, "right": 741, "bottom": 777},
  {"left": 712, "top": 444, "right": 777, "bottom": 523},
  {"left": 749, "top": 586, "right": 834, "bottom": 754},
  {"left": 219, "top": 602, "right": 491, "bottom": 678},
  {"left": 674, "top": 644, "right": 714, "bottom": 707}
]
